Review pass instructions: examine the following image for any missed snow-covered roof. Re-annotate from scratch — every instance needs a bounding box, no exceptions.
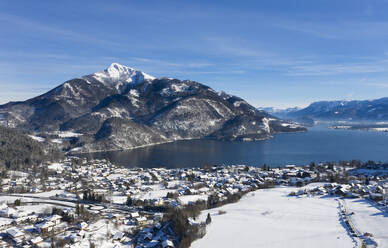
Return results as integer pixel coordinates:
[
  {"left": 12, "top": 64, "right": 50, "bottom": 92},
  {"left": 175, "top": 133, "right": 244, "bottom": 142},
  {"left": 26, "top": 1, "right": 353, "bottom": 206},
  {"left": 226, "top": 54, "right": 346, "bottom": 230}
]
[{"left": 6, "top": 228, "right": 24, "bottom": 238}]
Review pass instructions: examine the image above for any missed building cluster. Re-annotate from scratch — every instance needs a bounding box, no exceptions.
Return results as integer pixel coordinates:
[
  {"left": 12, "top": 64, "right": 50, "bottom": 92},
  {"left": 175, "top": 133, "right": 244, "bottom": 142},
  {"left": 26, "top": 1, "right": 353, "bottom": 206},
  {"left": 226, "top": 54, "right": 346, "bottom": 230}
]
[
  {"left": 0, "top": 158, "right": 387, "bottom": 247},
  {"left": 290, "top": 164, "right": 388, "bottom": 208}
]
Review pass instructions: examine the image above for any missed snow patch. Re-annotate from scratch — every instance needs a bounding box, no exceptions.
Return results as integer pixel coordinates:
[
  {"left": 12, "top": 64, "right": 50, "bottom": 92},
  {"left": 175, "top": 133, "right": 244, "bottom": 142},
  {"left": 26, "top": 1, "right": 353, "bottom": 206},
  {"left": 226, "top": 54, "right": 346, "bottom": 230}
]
[
  {"left": 51, "top": 139, "right": 63, "bottom": 144},
  {"left": 233, "top": 101, "right": 245, "bottom": 107},
  {"left": 129, "top": 89, "right": 139, "bottom": 97},
  {"left": 171, "top": 83, "right": 189, "bottom": 92},
  {"left": 262, "top": 118, "right": 271, "bottom": 133},
  {"left": 52, "top": 131, "right": 83, "bottom": 138},
  {"left": 28, "top": 135, "right": 46, "bottom": 142},
  {"left": 178, "top": 194, "right": 208, "bottom": 205},
  {"left": 47, "top": 163, "right": 64, "bottom": 171}
]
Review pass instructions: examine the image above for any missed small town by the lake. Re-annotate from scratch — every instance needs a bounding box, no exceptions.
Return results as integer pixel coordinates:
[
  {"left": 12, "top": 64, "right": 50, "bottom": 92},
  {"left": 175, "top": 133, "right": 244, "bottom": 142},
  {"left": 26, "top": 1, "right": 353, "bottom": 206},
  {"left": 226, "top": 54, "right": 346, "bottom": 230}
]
[{"left": 1, "top": 1, "right": 388, "bottom": 247}]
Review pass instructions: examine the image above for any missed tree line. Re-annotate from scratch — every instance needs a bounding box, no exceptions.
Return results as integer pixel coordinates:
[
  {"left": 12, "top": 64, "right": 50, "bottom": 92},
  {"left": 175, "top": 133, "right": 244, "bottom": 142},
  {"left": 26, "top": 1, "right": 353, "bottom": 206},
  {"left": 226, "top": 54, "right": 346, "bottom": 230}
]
[{"left": 0, "top": 126, "right": 63, "bottom": 170}]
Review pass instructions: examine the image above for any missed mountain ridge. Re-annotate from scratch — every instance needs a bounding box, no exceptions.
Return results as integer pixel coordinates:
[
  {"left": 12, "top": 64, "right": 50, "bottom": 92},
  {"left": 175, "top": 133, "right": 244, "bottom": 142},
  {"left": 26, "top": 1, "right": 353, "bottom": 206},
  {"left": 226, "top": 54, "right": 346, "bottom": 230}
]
[
  {"left": 0, "top": 63, "right": 305, "bottom": 152},
  {"left": 263, "top": 97, "right": 388, "bottom": 123}
]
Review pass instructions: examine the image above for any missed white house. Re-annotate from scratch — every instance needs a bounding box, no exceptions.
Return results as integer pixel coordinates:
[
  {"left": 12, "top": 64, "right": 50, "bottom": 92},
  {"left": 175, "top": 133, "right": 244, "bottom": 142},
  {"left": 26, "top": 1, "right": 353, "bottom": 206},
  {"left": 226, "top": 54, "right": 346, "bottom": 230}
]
[
  {"left": 77, "top": 222, "right": 88, "bottom": 230},
  {"left": 0, "top": 206, "right": 19, "bottom": 218},
  {"left": 45, "top": 214, "right": 62, "bottom": 225},
  {"left": 6, "top": 227, "right": 24, "bottom": 240},
  {"left": 30, "top": 236, "right": 43, "bottom": 246},
  {"left": 162, "top": 239, "right": 174, "bottom": 248}
]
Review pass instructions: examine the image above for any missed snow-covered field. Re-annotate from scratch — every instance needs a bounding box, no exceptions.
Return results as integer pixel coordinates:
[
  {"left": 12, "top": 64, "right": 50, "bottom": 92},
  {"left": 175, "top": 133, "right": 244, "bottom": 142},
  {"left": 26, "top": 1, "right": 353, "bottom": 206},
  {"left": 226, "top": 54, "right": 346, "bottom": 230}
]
[
  {"left": 192, "top": 187, "right": 354, "bottom": 248},
  {"left": 344, "top": 198, "right": 388, "bottom": 247},
  {"left": 178, "top": 194, "right": 208, "bottom": 205}
]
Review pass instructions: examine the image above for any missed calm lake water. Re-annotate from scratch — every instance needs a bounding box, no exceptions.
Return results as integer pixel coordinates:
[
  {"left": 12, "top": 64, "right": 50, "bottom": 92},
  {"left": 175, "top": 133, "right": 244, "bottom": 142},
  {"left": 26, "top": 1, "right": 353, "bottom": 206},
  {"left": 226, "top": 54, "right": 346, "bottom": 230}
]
[{"left": 85, "top": 126, "right": 388, "bottom": 168}]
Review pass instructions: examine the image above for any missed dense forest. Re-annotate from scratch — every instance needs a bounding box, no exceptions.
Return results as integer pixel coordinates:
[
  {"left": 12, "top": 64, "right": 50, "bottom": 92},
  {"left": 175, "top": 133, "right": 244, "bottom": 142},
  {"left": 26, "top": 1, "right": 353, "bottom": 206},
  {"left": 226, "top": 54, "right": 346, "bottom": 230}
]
[{"left": 0, "top": 126, "right": 63, "bottom": 170}]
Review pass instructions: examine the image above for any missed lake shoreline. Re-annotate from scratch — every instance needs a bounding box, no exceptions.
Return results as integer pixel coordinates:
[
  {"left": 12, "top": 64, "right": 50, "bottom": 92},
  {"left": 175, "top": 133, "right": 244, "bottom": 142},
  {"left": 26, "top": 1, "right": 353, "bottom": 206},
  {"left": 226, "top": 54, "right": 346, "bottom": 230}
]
[{"left": 78, "top": 126, "right": 388, "bottom": 168}]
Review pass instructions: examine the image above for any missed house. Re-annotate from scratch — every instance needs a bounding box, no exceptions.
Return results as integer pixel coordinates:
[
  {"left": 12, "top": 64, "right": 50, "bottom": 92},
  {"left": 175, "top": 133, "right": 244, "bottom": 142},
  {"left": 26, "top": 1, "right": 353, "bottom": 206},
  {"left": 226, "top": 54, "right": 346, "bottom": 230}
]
[
  {"left": 370, "top": 193, "right": 383, "bottom": 201},
  {"left": 335, "top": 187, "right": 348, "bottom": 196},
  {"left": 136, "top": 216, "right": 147, "bottom": 226},
  {"left": 112, "top": 231, "right": 124, "bottom": 242},
  {"left": 30, "top": 236, "right": 43, "bottom": 247},
  {"left": 153, "top": 213, "right": 163, "bottom": 222},
  {"left": 110, "top": 214, "right": 122, "bottom": 221},
  {"left": 65, "top": 233, "right": 81, "bottom": 243},
  {"left": 147, "top": 240, "right": 159, "bottom": 248},
  {"left": 62, "top": 208, "right": 75, "bottom": 217},
  {"left": 35, "top": 221, "right": 55, "bottom": 234},
  {"left": 77, "top": 222, "right": 88, "bottom": 230},
  {"left": 27, "top": 214, "right": 39, "bottom": 223},
  {"left": 45, "top": 214, "right": 62, "bottom": 225},
  {"left": 154, "top": 198, "right": 165, "bottom": 206},
  {"left": 6, "top": 228, "right": 24, "bottom": 244},
  {"left": 0, "top": 206, "right": 19, "bottom": 218},
  {"left": 162, "top": 239, "right": 175, "bottom": 248},
  {"left": 144, "top": 232, "right": 153, "bottom": 241},
  {"left": 6, "top": 227, "right": 24, "bottom": 238},
  {"left": 130, "top": 212, "right": 140, "bottom": 218}
]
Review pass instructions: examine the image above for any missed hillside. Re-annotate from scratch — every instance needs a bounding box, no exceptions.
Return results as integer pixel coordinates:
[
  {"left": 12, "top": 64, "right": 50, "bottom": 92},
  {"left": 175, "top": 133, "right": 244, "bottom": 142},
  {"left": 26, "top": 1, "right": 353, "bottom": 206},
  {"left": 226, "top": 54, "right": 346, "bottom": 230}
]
[{"left": 0, "top": 126, "right": 62, "bottom": 170}]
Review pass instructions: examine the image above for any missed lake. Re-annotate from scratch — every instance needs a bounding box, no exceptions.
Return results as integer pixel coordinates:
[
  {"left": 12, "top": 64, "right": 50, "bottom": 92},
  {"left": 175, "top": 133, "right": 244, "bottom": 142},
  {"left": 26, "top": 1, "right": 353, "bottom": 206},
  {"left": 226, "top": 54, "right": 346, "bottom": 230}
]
[{"left": 84, "top": 126, "right": 388, "bottom": 168}]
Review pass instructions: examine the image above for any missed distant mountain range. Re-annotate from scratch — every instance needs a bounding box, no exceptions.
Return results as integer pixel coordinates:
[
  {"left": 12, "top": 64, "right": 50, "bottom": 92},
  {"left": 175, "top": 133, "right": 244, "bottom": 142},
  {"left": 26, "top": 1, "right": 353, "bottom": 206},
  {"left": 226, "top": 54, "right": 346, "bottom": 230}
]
[
  {"left": 262, "top": 98, "right": 388, "bottom": 123},
  {"left": 0, "top": 63, "right": 304, "bottom": 152},
  {"left": 259, "top": 107, "right": 301, "bottom": 118}
]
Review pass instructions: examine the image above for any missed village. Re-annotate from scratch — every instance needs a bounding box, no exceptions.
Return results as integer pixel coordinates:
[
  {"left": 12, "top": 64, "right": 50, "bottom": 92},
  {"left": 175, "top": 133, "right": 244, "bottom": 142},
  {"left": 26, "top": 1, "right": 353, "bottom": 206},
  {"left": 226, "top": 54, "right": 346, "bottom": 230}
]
[{"left": 0, "top": 157, "right": 387, "bottom": 248}]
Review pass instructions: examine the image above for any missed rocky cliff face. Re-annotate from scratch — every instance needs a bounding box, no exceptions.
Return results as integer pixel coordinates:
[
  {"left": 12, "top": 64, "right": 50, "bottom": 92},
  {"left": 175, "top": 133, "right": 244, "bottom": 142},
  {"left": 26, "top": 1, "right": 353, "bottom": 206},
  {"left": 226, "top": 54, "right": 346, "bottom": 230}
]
[{"left": 0, "top": 63, "right": 305, "bottom": 152}]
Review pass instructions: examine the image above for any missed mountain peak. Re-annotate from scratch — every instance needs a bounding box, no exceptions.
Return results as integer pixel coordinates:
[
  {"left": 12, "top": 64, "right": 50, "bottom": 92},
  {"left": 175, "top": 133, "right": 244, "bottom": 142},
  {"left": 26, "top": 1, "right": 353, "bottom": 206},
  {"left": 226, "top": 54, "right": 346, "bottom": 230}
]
[
  {"left": 104, "top": 62, "right": 154, "bottom": 80},
  {"left": 107, "top": 62, "right": 135, "bottom": 75},
  {"left": 83, "top": 63, "right": 155, "bottom": 93}
]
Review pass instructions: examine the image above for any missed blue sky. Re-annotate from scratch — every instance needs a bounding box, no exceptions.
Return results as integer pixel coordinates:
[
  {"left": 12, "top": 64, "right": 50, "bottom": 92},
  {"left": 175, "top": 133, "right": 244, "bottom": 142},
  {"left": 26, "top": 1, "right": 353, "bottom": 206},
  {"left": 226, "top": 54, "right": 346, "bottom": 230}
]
[{"left": 1, "top": 0, "right": 388, "bottom": 108}]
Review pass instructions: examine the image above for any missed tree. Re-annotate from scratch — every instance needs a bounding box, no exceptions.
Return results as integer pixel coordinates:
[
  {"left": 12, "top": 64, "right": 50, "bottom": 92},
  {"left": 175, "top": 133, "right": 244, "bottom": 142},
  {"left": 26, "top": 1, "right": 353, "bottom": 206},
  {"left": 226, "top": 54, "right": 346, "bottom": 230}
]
[
  {"left": 207, "top": 194, "right": 219, "bottom": 208},
  {"left": 316, "top": 172, "right": 321, "bottom": 181},
  {"left": 14, "top": 199, "right": 21, "bottom": 206},
  {"left": 0, "top": 126, "right": 63, "bottom": 171},
  {"left": 126, "top": 196, "right": 133, "bottom": 206},
  {"left": 309, "top": 162, "right": 315, "bottom": 170},
  {"left": 76, "top": 203, "right": 80, "bottom": 216},
  {"left": 205, "top": 213, "right": 212, "bottom": 224},
  {"left": 80, "top": 204, "right": 85, "bottom": 215},
  {"left": 83, "top": 191, "right": 88, "bottom": 201}
]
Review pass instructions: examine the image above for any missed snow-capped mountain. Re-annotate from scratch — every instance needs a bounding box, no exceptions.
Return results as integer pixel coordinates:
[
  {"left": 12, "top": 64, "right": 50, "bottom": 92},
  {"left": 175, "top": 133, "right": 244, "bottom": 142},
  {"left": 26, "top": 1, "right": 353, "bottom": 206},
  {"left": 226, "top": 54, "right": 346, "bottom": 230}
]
[
  {"left": 286, "top": 98, "right": 388, "bottom": 122},
  {"left": 82, "top": 62, "right": 155, "bottom": 93},
  {"left": 0, "top": 63, "right": 305, "bottom": 152},
  {"left": 258, "top": 107, "right": 301, "bottom": 118}
]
